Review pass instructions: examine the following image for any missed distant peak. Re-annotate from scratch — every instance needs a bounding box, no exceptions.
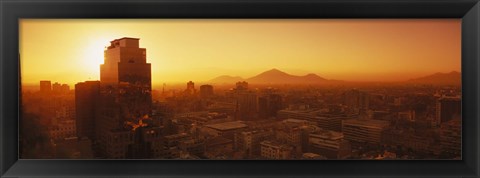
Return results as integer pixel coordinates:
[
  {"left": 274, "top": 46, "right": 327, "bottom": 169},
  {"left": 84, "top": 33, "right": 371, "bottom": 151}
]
[{"left": 268, "top": 68, "right": 281, "bottom": 72}]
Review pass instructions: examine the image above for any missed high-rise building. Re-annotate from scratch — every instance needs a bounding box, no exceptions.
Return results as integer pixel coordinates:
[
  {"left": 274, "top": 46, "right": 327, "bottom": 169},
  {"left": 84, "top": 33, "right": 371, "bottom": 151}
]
[
  {"left": 185, "top": 81, "right": 196, "bottom": 95},
  {"left": 50, "top": 82, "right": 70, "bottom": 95},
  {"left": 75, "top": 81, "right": 100, "bottom": 139},
  {"left": 235, "top": 91, "right": 258, "bottom": 120},
  {"left": 40, "top": 80, "right": 52, "bottom": 94},
  {"left": 94, "top": 37, "right": 159, "bottom": 159},
  {"left": 436, "top": 96, "right": 461, "bottom": 125},
  {"left": 258, "top": 93, "right": 283, "bottom": 119},
  {"left": 52, "top": 82, "right": 62, "bottom": 94},
  {"left": 101, "top": 37, "right": 152, "bottom": 121},
  {"left": 199, "top": 84, "right": 214, "bottom": 98}
]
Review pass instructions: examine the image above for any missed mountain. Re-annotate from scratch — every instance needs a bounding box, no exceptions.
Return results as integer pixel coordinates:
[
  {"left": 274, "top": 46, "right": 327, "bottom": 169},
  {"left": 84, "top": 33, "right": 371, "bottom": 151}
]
[
  {"left": 246, "top": 68, "right": 328, "bottom": 84},
  {"left": 408, "top": 71, "right": 461, "bottom": 85},
  {"left": 209, "top": 75, "right": 244, "bottom": 84}
]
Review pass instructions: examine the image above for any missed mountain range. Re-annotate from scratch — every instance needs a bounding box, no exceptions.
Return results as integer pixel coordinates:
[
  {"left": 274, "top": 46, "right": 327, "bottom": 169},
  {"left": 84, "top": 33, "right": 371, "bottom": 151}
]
[
  {"left": 210, "top": 68, "right": 332, "bottom": 85},
  {"left": 408, "top": 71, "right": 461, "bottom": 85},
  {"left": 209, "top": 69, "right": 461, "bottom": 85}
]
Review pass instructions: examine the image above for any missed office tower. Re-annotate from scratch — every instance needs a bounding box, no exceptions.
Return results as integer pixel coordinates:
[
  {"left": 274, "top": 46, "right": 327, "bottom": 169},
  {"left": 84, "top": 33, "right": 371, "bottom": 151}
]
[
  {"left": 436, "top": 96, "right": 461, "bottom": 125},
  {"left": 235, "top": 91, "right": 258, "bottom": 120},
  {"left": 61, "top": 84, "right": 70, "bottom": 94},
  {"left": 258, "top": 93, "right": 283, "bottom": 119},
  {"left": 95, "top": 37, "right": 159, "bottom": 159},
  {"left": 101, "top": 37, "right": 152, "bottom": 121},
  {"left": 75, "top": 81, "right": 100, "bottom": 139},
  {"left": 185, "top": 81, "right": 196, "bottom": 95},
  {"left": 52, "top": 82, "right": 61, "bottom": 94},
  {"left": 40, "top": 80, "right": 52, "bottom": 94},
  {"left": 199, "top": 84, "right": 214, "bottom": 98}
]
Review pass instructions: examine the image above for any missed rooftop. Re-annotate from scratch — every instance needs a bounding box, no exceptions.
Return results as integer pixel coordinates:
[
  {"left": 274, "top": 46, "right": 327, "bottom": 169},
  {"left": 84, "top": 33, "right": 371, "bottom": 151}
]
[
  {"left": 310, "top": 129, "right": 344, "bottom": 139},
  {"left": 110, "top": 37, "right": 140, "bottom": 42},
  {"left": 205, "top": 121, "right": 247, "bottom": 131},
  {"left": 343, "top": 118, "right": 389, "bottom": 128},
  {"left": 260, "top": 140, "right": 293, "bottom": 150}
]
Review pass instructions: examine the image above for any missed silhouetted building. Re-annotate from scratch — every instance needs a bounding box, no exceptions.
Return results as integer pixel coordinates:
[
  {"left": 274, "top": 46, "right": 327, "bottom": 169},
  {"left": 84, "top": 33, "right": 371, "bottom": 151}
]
[
  {"left": 52, "top": 82, "right": 61, "bottom": 93},
  {"left": 95, "top": 37, "right": 157, "bottom": 159},
  {"left": 235, "top": 81, "right": 248, "bottom": 91},
  {"left": 436, "top": 96, "right": 461, "bottom": 125},
  {"left": 235, "top": 91, "right": 258, "bottom": 120},
  {"left": 75, "top": 81, "right": 100, "bottom": 139},
  {"left": 52, "top": 82, "right": 69, "bottom": 95},
  {"left": 185, "top": 81, "right": 196, "bottom": 95},
  {"left": 258, "top": 93, "right": 283, "bottom": 119},
  {"left": 199, "top": 84, "right": 214, "bottom": 98},
  {"left": 40, "top": 80, "right": 52, "bottom": 94}
]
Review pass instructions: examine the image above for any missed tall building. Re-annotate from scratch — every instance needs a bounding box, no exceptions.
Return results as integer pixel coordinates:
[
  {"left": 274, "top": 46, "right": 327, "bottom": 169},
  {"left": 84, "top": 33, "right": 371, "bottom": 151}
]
[
  {"left": 185, "top": 81, "right": 196, "bottom": 95},
  {"left": 75, "top": 81, "right": 100, "bottom": 139},
  {"left": 94, "top": 37, "right": 159, "bottom": 159},
  {"left": 40, "top": 80, "right": 52, "bottom": 94},
  {"left": 52, "top": 82, "right": 69, "bottom": 95},
  {"left": 235, "top": 91, "right": 258, "bottom": 120},
  {"left": 436, "top": 96, "right": 461, "bottom": 125},
  {"left": 258, "top": 93, "right": 283, "bottom": 119},
  {"left": 101, "top": 37, "right": 152, "bottom": 121},
  {"left": 199, "top": 84, "right": 214, "bottom": 98}
]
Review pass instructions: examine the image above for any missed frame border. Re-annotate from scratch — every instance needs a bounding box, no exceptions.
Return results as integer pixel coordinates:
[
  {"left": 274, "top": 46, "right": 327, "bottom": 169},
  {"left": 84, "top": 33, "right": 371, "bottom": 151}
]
[{"left": 1, "top": 0, "right": 479, "bottom": 177}]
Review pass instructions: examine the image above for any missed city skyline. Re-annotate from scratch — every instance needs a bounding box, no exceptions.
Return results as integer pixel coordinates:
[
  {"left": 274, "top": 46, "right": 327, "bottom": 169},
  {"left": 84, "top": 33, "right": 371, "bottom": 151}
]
[
  {"left": 20, "top": 37, "right": 461, "bottom": 160},
  {"left": 20, "top": 19, "right": 460, "bottom": 86}
]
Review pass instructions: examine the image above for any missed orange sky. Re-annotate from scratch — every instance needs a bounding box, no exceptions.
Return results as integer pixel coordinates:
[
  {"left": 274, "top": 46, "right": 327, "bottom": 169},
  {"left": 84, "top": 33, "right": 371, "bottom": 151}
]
[{"left": 19, "top": 19, "right": 461, "bottom": 86}]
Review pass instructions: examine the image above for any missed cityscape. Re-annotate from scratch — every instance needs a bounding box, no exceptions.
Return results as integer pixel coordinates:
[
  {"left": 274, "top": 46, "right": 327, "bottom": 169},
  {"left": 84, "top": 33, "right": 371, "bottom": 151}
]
[{"left": 20, "top": 20, "right": 461, "bottom": 160}]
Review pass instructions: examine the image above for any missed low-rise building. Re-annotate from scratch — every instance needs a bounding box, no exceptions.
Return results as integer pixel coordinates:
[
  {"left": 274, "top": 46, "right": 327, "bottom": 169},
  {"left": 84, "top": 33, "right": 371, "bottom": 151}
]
[
  {"left": 342, "top": 118, "right": 389, "bottom": 144},
  {"left": 260, "top": 140, "right": 293, "bottom": 159},
  {"left": 309, "top": 129, "right": 351, "bottom": 159}
]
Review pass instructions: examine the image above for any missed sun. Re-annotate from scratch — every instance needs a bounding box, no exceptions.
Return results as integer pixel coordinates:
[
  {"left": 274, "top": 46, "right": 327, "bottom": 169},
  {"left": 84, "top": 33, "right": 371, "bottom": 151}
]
[{"left": 81, "top": 38, "right": 110, "bottom": 79}]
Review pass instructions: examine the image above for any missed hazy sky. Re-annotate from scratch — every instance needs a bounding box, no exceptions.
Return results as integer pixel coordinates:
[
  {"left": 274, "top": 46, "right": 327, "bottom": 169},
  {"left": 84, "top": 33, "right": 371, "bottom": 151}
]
[{"left": 20, "top": 19, "right": 460, "bottom": 86}]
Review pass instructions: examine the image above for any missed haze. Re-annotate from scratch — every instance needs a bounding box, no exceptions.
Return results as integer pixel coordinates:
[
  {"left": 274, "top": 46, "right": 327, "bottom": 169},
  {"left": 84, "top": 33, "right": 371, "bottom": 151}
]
[{"left": 19, "top": 19, "right": 460, "bottom": 86}]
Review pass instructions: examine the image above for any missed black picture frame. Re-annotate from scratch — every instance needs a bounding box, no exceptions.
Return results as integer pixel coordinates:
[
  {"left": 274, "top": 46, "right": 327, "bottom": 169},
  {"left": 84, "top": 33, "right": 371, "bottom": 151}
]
[{"left": 1, "top": 0, "right": 479, "bottom": 177}]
